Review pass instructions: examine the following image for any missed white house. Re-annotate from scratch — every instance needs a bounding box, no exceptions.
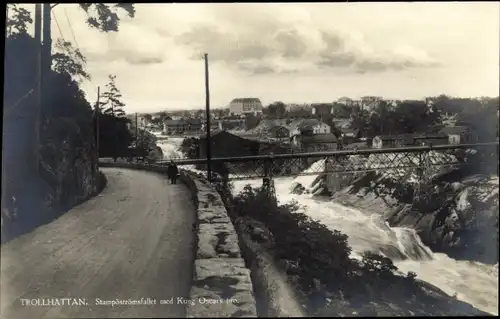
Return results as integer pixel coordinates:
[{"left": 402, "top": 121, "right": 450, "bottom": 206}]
[
  {"left": 288, "top": 119, "right": 331, "bottom": 137},
  {"left": 439, "top": 126, "right": 475, "bottom": 145},
  {"left": 229, "top": 98, "right": 263, "bottom": 116},
  {"left": 337, "top": 97, "right": 354, "bottom": 106}
]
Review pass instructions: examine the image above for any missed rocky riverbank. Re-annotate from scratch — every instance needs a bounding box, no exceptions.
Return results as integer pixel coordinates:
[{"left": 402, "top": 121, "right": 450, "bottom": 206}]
[
  {"left": 292, "top": 154, "right": 499, "bottom": 265},
  {"left": 221, "top": 181, "right": 489, "bottom": 316},
  {"left": 331, "top": 173, "right": 498, "bottom": 264}
]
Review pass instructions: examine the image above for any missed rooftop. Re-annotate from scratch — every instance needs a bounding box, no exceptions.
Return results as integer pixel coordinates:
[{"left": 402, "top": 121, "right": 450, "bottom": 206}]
[
  {"left": 439, "top": 126, "right": 471, "bottom": 135},
  {"left": 231, "top": 98, "right": 262, "bottom": 104},
  {"left": 300, "top": 133, "right": 338, "bottom": 144}
]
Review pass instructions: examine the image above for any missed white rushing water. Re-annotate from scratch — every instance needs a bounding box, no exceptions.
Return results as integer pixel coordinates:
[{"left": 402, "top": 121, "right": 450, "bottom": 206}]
[
  {"left": 156, "top": 137, "right": 185, "bottom": 160},
  {"left": 157, "top": 136, "right": 498, "bottom": 315},
  {"left": 231, "top": 171, "right": 499, "bottom": 316}
]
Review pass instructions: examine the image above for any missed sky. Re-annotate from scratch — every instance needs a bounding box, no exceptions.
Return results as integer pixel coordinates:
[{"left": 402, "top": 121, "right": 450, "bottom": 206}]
[{"left": 16, "top": 2, "right": 500, "bottom": 113}]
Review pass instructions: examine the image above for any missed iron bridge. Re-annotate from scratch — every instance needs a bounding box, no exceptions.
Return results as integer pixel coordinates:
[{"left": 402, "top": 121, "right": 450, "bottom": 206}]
[{"left": 157, "top": 142, "right": 498, "bottom": 181}]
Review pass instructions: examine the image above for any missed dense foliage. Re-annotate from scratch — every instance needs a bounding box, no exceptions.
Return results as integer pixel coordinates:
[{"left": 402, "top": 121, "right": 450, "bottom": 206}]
[
  {"left": 211, "top": 181, "right": 484, "bottom": 315},
  {"left": 2, "top": 3, "right": 136, "bottom": 242}
]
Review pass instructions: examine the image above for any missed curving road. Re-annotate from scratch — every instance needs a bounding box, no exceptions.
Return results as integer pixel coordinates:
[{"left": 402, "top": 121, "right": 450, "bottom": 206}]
[{"left": 1, "top": 167, "right": 196, "bottom": 319}]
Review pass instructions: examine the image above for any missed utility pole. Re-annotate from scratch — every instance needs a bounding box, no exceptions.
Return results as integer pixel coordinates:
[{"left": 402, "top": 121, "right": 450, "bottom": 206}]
[
  {"left": 135, "top": 112, "right": 139, "bottom": 147},
  {"left": 42, "top": 3, "right": 52, "bottom": 118},
  {"left": 204, "top": 53, "right": 212, "bottom": 183},
  {"left": 34, "top": 4, "right": 42, "bottom": 171},
  {"left": 95, "top": 86, "right": 100, "bottom": 159}
]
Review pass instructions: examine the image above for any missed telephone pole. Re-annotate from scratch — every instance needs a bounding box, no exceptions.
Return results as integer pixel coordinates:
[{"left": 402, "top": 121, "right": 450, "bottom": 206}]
[
  {"left": 34, "top": 4, "right": 42, "bottom": 171},
  {"left": 41, "top": 3, "right": 52, "bottom": 120},
  {"left": 95, "top": 86, "right": 101, "bottom": 159},
  {"left": 135, "top": 112, "right": 139, "bottom": 147},
  {"left": 204, "top": 53, "right": 212, "bottom": 183}
]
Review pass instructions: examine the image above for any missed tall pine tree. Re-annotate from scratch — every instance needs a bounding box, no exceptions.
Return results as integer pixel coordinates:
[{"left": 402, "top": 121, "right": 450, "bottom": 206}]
[{"left": 101, "top": 74, "right": 126, "bottom": 118}]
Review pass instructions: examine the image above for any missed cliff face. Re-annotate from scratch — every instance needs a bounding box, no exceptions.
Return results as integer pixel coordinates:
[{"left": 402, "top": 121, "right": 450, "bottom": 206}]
[
  {"left": 289, "top": 151, "right": 498, "bottom": 264},
  {"left": 321, "top": 152, "right": 498, "bottom": 264},
  {"left": 1, "top": 116, "right": 101, "bottom": 243}
]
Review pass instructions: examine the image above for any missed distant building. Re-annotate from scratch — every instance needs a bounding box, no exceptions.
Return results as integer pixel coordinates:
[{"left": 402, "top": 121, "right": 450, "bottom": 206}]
[
  {"left": 337, "top": 97, "right": 354, "bottom": 106},
  {"left": 372, "top": 134, "right": 414, "bottom": 149},
  {"left": 163, "top": 118, "right": 203, "bottom": 135},
  {"left": 372, "top": 132, "right": 450, "bottom": 149},
  {"left": 269, "top": 125, "right": 290, "bottom": 139},
  {"left": 229, "top": 98, "right": 263, "bottom": 116},
  {"left": 289, "top": 119, "right": 331, "bottom": 137},
  {"left": 340, "top": 128, "right": 361, "bottom": 143},
  {"left": 413, "top": 132, "right": 449, "bottom": 146},
  {"left": 292, "top": 133, "right": 338, "bottom": 167},
  {"left": 199, "top": 130, "right": 260, "bottom": 158},
  {"left": 439, "top": 126, "right": 476, "bottom": 145}
]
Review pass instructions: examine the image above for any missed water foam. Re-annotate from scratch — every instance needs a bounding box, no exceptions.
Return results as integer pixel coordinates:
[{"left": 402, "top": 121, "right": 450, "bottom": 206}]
[
  {"left": 232, "top": 163, "right": 498, "bottom": 315},
  {"left": 158, "top": 137, "right": 498, "bottom": 315}
]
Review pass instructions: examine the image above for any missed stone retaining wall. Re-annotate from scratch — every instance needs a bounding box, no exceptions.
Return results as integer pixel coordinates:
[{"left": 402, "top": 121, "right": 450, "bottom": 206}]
[
  {"left": 98, "top": 162, "right": 257, "bottom": 317},
  {"left": 234, "top": 217, "right": 305, "bottom": 317}
]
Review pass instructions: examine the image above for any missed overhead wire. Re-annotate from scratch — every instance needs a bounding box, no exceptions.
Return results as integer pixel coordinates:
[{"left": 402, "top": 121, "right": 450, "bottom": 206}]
[
  {"left": 63, "top": 7, "right": 80, "bottom": 51},
  {"left": 52, "top": 8, "right": 84, "bottom": 83}
]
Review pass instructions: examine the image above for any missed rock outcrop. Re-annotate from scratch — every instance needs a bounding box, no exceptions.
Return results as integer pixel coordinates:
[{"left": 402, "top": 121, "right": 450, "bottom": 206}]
[
  {"left": 290, "top": 152, "right": 498, "bottom": 264},
  {"left": 329, "top": 171, "right": 499, "bottom": 264},
  {"left": 2, "top": 117, "right": 102, "bottom": 243}
]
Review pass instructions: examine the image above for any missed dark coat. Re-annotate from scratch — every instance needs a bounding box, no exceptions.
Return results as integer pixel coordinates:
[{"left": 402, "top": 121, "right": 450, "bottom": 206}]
[{"left": 167, "top": 163, "right": 179, "bottom": 178}]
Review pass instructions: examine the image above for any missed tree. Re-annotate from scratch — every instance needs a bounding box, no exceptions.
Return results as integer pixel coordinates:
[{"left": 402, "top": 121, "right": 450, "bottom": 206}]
[
  {"left": 52, "top": 40, "right": 90, "bottom": 82},
  {"left": 285, "top": 108, "right": 313, "bottom": 119},
  {"left": 245, "top": 114, "right": 261, "bottom": 130},
  {"left": 456, "top": 98, "right": 498, "bottom": 142},
  {"left": 350, "top": 106, "right": 372, "bottom": 137},
  {"left": 266, "top": 101, "right": 287, "bottom": 118},
  {"left": 369, "top": 100, "right": 394, "bottom": 135},
  {"left": 101, "top": 75, "right": 126, "bottom": 118},
  {"left": 158, "top": 111, "right": 170, "bottom": 121},
  {"left": 78, "top": 4, "right": 136, "bottom": 32},
  {"left": 98, "top": 114, "right": 133, "bottom": 159},
  {"left": 331, "top": 103, "right": 352, "bottom": 119},
  {"left": 391, "top": 100, "right": 440, "bottom": 134},
  {"left": 6, "top": 4, "right": 33, "bottom": 36}
]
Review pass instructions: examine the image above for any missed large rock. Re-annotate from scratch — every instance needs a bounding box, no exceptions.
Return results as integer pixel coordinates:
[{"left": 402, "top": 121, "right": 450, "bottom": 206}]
[{"left": 331, "top": 169, "right": 499, "bottom": 264}]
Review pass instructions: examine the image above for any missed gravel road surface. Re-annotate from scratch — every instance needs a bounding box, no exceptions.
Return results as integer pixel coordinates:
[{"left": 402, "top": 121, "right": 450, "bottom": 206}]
[{"left": 1, "top": 167, "right": 196, "bottom": 318}]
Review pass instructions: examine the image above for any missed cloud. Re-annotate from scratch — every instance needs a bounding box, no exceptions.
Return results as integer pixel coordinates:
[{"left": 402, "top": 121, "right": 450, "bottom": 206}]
[
  {"left": 316, "top": 29, "right": 440, "bottom": 73},
  {"left": 82, "top": 23, "right": 167, "bottom": 66},
  {"left": 175, "top": 25, "right": 272, "bottom": 63},
  {"left": 174, "top": 17, "right": 440, "bottom": 75},
  {"left": 21, "top": 3, "right": 495, "bottom": 111}
]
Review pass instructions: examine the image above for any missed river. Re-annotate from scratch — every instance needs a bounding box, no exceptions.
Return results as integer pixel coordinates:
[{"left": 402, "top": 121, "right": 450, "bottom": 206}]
[{"left": 157, "top": 136, "right": 498, "bottom": 315}]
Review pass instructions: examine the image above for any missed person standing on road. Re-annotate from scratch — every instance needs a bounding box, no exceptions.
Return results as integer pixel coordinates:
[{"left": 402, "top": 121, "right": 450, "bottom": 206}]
[{"left": 167, "top": 160, "right": 179, "bottom": 184}]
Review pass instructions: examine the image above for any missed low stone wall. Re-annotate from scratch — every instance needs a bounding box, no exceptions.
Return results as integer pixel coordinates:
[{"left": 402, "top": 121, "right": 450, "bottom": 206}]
[
  {"left": 98, "top": 162, "right": 257, "bottom": 317},
  {"left": 178, "top": 171, "right": 257, "bottom": 318},
  {"left": 234, "top": 217, "right": 305, "bottom": 317}
]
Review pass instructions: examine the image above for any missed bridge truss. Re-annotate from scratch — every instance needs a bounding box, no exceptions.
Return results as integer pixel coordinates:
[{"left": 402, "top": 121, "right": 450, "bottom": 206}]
[{"left": 158, "top": 143, "right": 498, "bottom": 182}]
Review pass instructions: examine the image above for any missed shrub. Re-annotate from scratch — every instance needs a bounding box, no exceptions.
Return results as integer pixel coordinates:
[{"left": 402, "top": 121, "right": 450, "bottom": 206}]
[
  {"left": 212, "top": 179, "right": 481, "bottom": 315},
  {"left": 225, "top": 183, "right": 423, "bottom": 313}
]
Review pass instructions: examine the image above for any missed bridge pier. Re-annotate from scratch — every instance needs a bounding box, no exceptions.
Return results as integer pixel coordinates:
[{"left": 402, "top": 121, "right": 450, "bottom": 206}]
[
  {"left": 414, "top": 151, "right": 432, "bottom": 205},
  {"left": 262, "top": 158, "right": 276, "bottom": 199}
]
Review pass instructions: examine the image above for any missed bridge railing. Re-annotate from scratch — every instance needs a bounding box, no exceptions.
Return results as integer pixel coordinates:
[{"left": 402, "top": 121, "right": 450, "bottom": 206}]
[{"left": 155, "top": 142, "right": 498, "bottom": 180}]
